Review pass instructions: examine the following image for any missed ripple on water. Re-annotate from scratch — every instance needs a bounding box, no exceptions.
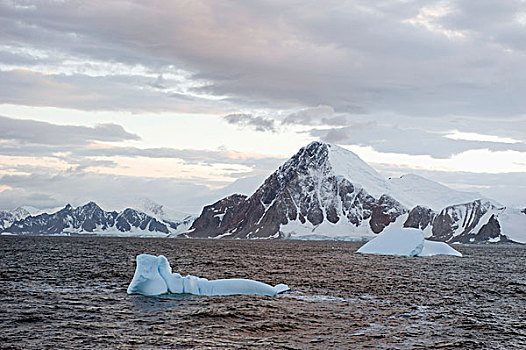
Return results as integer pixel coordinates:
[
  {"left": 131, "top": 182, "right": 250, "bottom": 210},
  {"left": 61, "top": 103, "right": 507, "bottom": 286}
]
[{"left": 0, "top": 236, "right": 525, "bottom": 349}]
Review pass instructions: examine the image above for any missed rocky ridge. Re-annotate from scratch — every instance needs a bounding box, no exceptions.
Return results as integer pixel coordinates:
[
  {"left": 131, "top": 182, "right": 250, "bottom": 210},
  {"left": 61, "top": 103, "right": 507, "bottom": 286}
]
[
  {"left": 0, "top": 207, "right": 30, "bottom": 231},
  {"left": 1, "top": 202, "right": 192, "bottom": 236}
]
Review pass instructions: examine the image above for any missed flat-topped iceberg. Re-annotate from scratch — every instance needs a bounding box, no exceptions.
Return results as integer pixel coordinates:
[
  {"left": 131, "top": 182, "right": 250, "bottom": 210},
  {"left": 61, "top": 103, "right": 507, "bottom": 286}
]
[
  {"left": 127, "top": 254, "right": 289, "bottom": 296},
  {"left": 356, "top": 227, "right": 462, "bottom": 257}
]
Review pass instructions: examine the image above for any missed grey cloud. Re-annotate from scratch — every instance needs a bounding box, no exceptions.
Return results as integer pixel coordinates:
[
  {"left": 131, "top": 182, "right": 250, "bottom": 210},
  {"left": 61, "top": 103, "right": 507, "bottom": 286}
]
[
  {"left": 0, "top": 115, "right": 286, "bottom": 172},
  {"left": 311, "top": 125, "right": 526, "bottom": 158},
  {"left": 0, "top": 69, "right": 228, "bottom": 113},
  {"left": 70, "top": 146, "right": 286, "bottom": 171},
  {"left": 0, "top": 158, "right": 280, "bottom": 213},
  {"left": 224, "top": 113, "right": 276, "bottom": 132},
  {"left": 0, "top": 115, "right": 139, "bottom": 145},
  {"left": 0, "top": 172, "right": 216, "bottom": 213},
  {"left": 282, "top": 106, "right": 348, "bottom": 126},
  {"left": 2, "top": 0, "right": 526, "bottom": 118}
]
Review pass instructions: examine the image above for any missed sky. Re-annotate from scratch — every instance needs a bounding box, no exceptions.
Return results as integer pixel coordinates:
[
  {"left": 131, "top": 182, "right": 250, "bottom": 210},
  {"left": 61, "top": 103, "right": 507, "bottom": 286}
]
[{"left": 0, "top": 0, "right": 525, "bottom": 213}]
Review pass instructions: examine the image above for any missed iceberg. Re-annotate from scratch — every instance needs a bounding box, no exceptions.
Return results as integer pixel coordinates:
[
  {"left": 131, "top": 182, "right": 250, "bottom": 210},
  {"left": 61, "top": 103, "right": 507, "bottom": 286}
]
[
  {"left": 356, "top": 227, "right": 462, "bottom": 257},
  {"left": 127, "top": 254, "right": 290, "bottom": 296},
  {"left": 356, "top": 227, "right": 424, "bottom": 256},
  {"left": 418, "top": 240, "right": 463, "bottom": 257}
]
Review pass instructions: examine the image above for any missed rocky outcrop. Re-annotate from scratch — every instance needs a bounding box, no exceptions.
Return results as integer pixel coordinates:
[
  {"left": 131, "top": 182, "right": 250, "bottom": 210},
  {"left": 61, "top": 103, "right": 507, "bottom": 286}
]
[
  {"left": 431, "top": 200, "right": 498, "bottom": 242},
  {"left": 404, "top": 200, "right": 513, "bottom": 244},
  {"left": 453, "top": 214, "right": 509, "bottom": 244},
  {"left": 115, "top": 208, "right": 169, "bottom": 233},
  {"left": 186, "top": 194, "right": 250, "bottom": 238},
  {"left": 404, "top": 206, "right": 435, "bottom": 231},
  {"left": 370, "top": 195, "right": 407, "bottom": 233}
]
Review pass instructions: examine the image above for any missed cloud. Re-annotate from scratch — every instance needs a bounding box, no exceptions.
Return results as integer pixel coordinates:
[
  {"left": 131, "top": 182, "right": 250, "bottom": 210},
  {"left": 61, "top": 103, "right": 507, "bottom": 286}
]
[
  {"left": 311, "top": 125, "right": 526, "bottom": 159},
  {"left": 1, "top": 0, "right": 526, "bottom": 118},
  {"left": 282, "top": 105, "right": 349, "bottom": 126},
  {"left": 0, "top": 172, "right": 216, "bottom": 213},
  {"left": 223, "top": 113, "right": 276, "bottom": 132},
  {"left": 0, "top": 114, "right": 139, "bottom": 145},
  {"left": 0, "top": 114, "right": 286, "bottom": 211},
  {"left": 0, "top": 69, "right": 229, "bottom": 113}
]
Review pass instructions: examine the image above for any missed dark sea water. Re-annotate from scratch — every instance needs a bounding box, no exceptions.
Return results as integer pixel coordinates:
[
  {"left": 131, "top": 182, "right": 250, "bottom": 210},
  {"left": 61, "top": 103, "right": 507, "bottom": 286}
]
[{"left": 1, "top": 236, "right": 525, "bottom": 349}]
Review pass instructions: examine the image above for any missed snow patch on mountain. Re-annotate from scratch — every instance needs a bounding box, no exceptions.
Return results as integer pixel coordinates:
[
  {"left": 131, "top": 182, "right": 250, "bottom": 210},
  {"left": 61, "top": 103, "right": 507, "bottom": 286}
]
[
  {"left": 328, "top": 144, "right": 392, "bottom": 199},
  {"left": 136, "top": 198, "right": 195, "bottom": 223},
  {"left": 0, "top": 207, "right": 30, "bottom": 230}
]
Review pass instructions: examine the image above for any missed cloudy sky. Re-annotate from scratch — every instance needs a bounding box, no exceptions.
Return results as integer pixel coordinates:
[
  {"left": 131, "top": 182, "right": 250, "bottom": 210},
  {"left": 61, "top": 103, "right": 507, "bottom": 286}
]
[{"left": 1, "top": 0, "right": 525, "bottom": 213}]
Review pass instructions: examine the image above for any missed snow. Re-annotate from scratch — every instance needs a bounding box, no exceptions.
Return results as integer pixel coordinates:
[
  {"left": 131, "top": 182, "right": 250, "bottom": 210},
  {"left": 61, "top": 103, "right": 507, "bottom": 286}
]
[
  {"left": 387, "top": 174, "right": 489, "bottom": 211},
  {"left": 327, "top": 144, "right": 487, "bottom": 211},
  {"left": 129, "top": 198, "right": 196, "bottom": 222},
  {"left": 497, "top": 208, "right": 526, "bottom": 244},
  {"left": 127, "top": 254, "right": 290, "bottom": 296},
  {"left": 356, "top": 227, "right": 462, "bottom": 257},
  {"left": 328, "top": 144, "right": 393, "bottom": 199},
  {"left": 218, "top": 174, "right": 268, "bottom": 198}
]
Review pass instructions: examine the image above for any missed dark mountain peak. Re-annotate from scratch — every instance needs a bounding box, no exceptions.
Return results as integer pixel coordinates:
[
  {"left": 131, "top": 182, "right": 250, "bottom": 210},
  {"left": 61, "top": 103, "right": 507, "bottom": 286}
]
[
  {"left": 83, "top": 201, "right": 100, "bottom": 208},
  {"left": 287, "top": 141, "right": 330, "bottom": 169},
  {"left": 187, "top": 141, "right": 408, "bottom": 239},
  {"left": 2, "top": 202, "right": 175, "bottom": 235},
  {"left": 77, "top": 201, "right": 103, "bottom": 213},
  {"left": 304, "top": 140, "right": 330, "bottom": 154}
]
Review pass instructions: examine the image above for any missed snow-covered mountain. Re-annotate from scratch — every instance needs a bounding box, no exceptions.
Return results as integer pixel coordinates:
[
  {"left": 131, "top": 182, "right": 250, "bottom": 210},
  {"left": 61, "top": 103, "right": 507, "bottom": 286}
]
[
  {"left": 136, "top": 198, "right": 194, "bottom": 222},
  {"left": 1, "top": 202, "right": 192, "bottom": 236},
  {"left": 3, "top": 142, "right": 523, "bottom": 243},
  {"left": 0, "top": 207, "right": 31, "bottom": 231},
  {"left": 404, "top": 200, "right": 515, "bottom": 243},
  {"left": 387, "top": 174, "right": 489, "bottom": 211},
  {"left": 185, "top": 142, "right": 526, "bottom": 243}
]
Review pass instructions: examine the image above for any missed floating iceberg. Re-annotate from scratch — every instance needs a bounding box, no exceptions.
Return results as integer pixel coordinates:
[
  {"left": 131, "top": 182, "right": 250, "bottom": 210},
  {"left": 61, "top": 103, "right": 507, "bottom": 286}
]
[
  {"left": 356, "top": 227, "right": 462, "bottom": 257},
  {"left": 127, "top": 254, "right": 290, "bottom": 296},
  {"left": 418, "top": 240, "right": 462, "bottom": 257}
]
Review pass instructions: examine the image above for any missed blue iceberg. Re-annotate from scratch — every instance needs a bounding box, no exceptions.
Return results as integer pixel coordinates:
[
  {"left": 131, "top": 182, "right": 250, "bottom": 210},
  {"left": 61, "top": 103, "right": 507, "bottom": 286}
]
[
  {"left": 127, "top": 254, "right": 289, "bottom": 296},
  {"left": 356, "top": 227, "right": 462, "bottom": 257}
]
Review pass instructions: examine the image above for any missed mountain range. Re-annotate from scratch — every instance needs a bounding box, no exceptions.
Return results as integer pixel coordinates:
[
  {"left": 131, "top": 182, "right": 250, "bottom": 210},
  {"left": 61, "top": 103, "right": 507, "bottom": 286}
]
[
  {"left": 1, "top": 201, "right": 194, "bottom": 237},
  {"left": 1, "top": 142, "right": 525, "bottom": 243},
  {"left": 185, "top": 142, "right": 526, "bottom": 244}
]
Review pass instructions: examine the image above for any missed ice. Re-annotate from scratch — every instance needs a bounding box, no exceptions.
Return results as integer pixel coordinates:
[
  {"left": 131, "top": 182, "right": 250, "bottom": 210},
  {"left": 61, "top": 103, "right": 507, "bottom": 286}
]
[
  {"left": 356, "top": 227, "right": 461, "bottom": 257},
  {"left": 357, "top": 227, "right": 424, "bottom": 256},
  {"left": 127, "top": 254, "right": 289, "bottom": 296},
  {"left": 419, "top": 240, "right": 463, "bottom": 257}
]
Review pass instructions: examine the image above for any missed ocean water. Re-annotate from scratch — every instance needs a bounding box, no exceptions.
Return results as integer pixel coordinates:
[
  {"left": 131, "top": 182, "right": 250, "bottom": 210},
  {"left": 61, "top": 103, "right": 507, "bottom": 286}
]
[{"left": 1, "top": 236, "right": 525, "bottom": 349}]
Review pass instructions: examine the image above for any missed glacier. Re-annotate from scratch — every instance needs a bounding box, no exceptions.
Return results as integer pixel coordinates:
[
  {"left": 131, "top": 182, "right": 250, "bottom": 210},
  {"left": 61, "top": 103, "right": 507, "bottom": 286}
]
[
  {"left": 127, "top": 254, "right": 290, "bottom": 296},
  {"left": 356, "top": 227, "right": 462, "bottom": 257}
]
